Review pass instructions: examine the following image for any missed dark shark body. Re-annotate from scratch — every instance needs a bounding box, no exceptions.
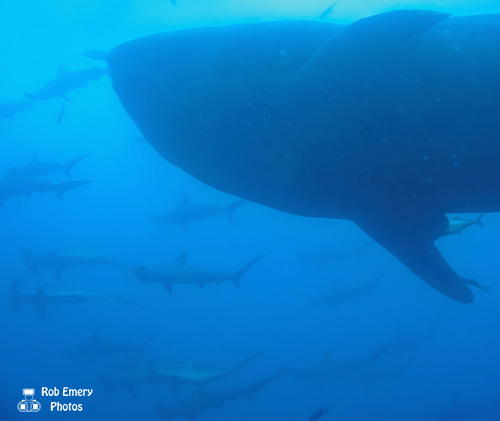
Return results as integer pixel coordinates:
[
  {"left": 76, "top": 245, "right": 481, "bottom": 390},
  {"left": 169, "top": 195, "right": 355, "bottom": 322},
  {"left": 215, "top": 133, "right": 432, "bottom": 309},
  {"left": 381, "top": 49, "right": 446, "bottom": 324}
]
[
  {"left": 0, "top": 177, "right": 91, "bottom": 207},
  {"left": 107, "top": 11, "right": 500, "bottom": 303},
  {"left": 156, "top": 370, "right": 287, "bottom": 420},
  {"left": 298, "top": 242, "right": 370, "bottom": 267},
  {"left": 290, "top": 342, "right": 392, "bottom": 386},
  {"left": 9, "top": 281, "right": 104, "bottom": 319},
  {"left": 6, "top": 153, "right": 90, "bottom": 179},
  {"left": 66, "top": 331, "right": 154, "bottom": 361},
  {"left": 0, "top": 99, "right": 32, "bottom": 119},
  {"left": 100, "top": 353, "right": 260, "bottom": 396},
  {"left": 312, "top": 272, "right": 386, "bottom": 306},
  {"left": 23, "top": 248, "right": 124, "bottom": 281},
  {"left": 309, "top": 408, "right": 328, "bottom": 421},
  {"left": 134, "top": 253, "right": 265, "bottom": 294},
  {"left": 26, "top": 64, "right": 107, "bottom": 101},
  {"left": 153, "top": 195, "right": 245, "bottom": 227}
]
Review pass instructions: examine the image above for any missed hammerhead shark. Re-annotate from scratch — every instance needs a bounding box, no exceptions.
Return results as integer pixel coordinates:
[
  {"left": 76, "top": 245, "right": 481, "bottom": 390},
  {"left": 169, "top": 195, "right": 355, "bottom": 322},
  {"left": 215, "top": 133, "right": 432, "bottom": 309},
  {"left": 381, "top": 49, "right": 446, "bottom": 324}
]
[
  {"left": 133, "top": 253, "right": 265, "bottom": 294},
  {"left": 152, "top": 195, "right": 245, "bottom": 228},
  {"left": 9, "top": 281, "right": 105, "bottom": 319}
]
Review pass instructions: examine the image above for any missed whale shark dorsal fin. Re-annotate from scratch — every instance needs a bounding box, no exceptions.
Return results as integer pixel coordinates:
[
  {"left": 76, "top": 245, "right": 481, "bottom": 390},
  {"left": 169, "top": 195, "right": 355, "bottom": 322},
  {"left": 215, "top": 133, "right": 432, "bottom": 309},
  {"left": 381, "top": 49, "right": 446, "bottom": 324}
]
[
  {"left": 175, "top": 252, "right": 187, "bottom": 265},
  {"left": 303, "top": 10, "right": 450, "bottom": 75}
]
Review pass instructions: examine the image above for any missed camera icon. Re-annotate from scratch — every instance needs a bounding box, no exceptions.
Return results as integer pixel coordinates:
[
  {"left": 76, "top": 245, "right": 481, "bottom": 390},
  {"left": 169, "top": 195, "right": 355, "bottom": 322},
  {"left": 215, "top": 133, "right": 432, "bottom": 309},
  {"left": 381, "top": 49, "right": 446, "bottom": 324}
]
[{"left": 18, "top": 388, "right": 41, "bottom": 412}]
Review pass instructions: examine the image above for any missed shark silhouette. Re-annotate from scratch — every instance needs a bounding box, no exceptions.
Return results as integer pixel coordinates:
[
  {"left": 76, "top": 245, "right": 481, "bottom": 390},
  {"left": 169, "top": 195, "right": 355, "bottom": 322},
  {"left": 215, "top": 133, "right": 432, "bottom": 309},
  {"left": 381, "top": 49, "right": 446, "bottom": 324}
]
[{"left": 106, "top": 10, "right": 500, "bottom": 303}]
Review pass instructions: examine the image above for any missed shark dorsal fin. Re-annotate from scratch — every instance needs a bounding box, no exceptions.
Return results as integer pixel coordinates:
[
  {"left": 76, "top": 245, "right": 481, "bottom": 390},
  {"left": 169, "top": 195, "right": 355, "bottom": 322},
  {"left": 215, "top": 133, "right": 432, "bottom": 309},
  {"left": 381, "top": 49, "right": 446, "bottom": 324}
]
[
  {"left": 175, "top": 252, "right": 187, "bottom": 265},
  {"left": 181, "top": 194, "right": 190, "bottom": 207},
  {"left": 303, "top": 10, "right": 450, "bottom": 78}
]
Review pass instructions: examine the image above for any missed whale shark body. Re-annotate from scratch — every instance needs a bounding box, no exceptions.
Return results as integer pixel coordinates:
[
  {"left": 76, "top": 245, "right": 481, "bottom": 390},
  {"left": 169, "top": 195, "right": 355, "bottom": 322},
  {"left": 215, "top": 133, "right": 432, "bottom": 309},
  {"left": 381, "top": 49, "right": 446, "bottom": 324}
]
[{"left": 107, "top": 10, "right": 500, "bottom": 303}]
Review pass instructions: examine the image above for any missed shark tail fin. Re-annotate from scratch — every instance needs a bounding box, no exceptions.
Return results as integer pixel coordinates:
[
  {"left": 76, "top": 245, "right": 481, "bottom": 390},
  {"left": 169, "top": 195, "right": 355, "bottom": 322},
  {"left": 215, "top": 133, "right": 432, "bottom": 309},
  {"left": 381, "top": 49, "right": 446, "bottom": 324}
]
[
  {"left": 475, "top": 213, "right": 485, "bottom": 227},
  {"left": 55, "top": 180, "right": 92, "bottom": 198},
  {"left": 225, "top": 200, "right": 245, "bottom": 222},
  {"left": 231, "top": 254, "right": 265, "bottom": 288},
  {"left": 464, "top": 277, "right": 491, "bottom": 292},
  {"left": 9, "top": 281, "right": 21, "bottom": 311},
  {"left": 63, "top": 153, "right": 91, "bottom": 178}
]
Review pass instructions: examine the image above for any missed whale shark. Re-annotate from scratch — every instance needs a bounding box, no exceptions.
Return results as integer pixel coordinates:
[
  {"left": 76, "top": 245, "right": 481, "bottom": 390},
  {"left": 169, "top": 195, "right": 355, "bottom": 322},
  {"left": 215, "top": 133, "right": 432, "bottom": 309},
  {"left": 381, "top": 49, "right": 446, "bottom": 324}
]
[{"left": 107, "top": 10, "right": 500, "bottom": 303}]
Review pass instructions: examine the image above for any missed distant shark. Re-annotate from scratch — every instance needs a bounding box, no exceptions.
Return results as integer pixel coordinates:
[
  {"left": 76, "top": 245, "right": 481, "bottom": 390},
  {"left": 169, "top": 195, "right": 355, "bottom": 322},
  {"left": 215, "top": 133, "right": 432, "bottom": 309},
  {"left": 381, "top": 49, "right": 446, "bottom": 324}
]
[
  {"left": 25, "top": 64, "right": 107, "bottom": 101},
  {"left": 290, "top": 342, "right": 392, "bottom": 387},
  {"left": 6, "top": 153, "right": 90, "bottom": 179},
  {"left": 312, "top": 271, "right": 386, "bottom": 306},
  {"left": 442, "top": 213, "right": 485, "bottom": 236},
  {"left": 0, "top": 177, "right": 91, "bottom": 208},
  {"left": 133, "top": 253, "right": 265, "bottom": 294},
  {"left": 0, "top": 99, "right": 32, "bottom": 120},
  {"left": 298, "top": 242, "right": 370, "bottom": 267},
  {"left": 66, "top": 331, "right": 155, "bottom": 361},
  {"left": 100, "top": 352, "right": 261, "bottom": 396},
  {"left": 153, "top": 195, "right": 245, "bottom": 228},
  {"left": 23, "top": 248, "right": 125, "bottom": 282},
  {"left": 106, "top": 10, "right": 500, "bottom": 302},
  {"left": 309, "top": 408, "right": 328, "bottom": 421},
  {"left": 9, "top": 281, "right": 105, "bottom": 319},
  {"left": 156, "top": 369, "right": 288, "bottom": 420}
]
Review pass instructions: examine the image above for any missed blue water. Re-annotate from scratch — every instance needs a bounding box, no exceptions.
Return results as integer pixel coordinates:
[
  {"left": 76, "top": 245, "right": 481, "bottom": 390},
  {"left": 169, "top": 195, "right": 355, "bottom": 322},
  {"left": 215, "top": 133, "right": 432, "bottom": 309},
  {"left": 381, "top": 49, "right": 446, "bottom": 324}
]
[{"left": 1, "top": 1, "right": 499, "bottom": 420}]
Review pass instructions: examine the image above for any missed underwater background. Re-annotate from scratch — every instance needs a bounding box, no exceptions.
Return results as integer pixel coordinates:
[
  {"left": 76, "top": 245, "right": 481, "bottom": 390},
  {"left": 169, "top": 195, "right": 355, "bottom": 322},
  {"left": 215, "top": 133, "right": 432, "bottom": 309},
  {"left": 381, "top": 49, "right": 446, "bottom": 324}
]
[{"left": 1, "top": 0, "right": 499, "bottom": 420}]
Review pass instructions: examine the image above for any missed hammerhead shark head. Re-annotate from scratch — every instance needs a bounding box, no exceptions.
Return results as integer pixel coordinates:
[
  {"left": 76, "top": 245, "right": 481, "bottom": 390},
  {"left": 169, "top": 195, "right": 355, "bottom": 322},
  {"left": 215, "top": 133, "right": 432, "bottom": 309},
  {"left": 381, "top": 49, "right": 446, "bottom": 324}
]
[{"left": 106, "top": 10, "right": 500, "bottom": 302}]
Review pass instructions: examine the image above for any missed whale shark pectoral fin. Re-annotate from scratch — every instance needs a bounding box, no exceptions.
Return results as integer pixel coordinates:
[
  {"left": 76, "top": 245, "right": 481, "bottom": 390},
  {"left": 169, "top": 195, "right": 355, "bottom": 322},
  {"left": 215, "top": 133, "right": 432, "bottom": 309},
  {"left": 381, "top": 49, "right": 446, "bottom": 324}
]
[{"left": 355, "top": 214, "right": 474, "bottom": 303}]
